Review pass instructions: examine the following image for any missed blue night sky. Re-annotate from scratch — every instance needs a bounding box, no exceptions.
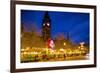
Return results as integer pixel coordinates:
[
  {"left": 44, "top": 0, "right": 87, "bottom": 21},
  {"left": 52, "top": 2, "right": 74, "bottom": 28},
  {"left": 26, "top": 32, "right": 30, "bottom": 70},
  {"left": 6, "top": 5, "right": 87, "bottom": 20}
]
[{"left": 21, "top": 10, "right": 90, "bottom": 44}]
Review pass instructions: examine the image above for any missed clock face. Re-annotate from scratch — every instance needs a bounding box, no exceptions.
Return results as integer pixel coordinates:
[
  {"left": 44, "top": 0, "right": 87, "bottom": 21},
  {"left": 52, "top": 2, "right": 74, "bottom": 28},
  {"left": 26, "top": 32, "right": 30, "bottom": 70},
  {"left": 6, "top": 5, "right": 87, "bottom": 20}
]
[
  {"left": 43, "top": 23, "right": 50, "bottom": 26},
  {"left": 47, "top": 23, "right": 50, "bottom": 26},
  {"left": 43, "top": 23, "right": 45, "bottom": 26}
]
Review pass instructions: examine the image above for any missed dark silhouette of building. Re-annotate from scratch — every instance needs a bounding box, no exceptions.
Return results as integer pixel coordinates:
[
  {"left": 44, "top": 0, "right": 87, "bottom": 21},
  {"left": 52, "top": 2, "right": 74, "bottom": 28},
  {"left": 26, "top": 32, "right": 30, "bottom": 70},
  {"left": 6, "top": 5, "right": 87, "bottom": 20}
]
[{"left": 42, "top": 12, "right": 51, "bottom": 41}]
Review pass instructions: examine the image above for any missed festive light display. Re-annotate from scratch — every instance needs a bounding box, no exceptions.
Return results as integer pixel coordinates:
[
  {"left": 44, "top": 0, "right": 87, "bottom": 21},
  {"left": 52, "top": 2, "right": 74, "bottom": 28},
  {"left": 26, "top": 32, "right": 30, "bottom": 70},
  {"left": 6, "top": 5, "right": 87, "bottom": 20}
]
[{"left": 21, "top": 41, "right": 89, "bottom": 63}]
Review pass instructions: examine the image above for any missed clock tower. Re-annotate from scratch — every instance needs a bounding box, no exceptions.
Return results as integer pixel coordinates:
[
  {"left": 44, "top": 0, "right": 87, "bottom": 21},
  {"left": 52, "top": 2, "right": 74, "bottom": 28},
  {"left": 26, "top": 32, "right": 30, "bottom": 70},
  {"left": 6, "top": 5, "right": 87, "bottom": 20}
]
[{"left": 42, "top": 11, "right": 51, "bottom": 41}]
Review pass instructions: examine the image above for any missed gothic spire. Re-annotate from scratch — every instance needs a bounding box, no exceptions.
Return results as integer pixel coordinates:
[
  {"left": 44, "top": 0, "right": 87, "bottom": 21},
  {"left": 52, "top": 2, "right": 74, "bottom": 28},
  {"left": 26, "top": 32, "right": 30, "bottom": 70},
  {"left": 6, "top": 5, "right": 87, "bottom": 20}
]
[{"left": 43, "top": 11, "right": 51, "bottom": 22}]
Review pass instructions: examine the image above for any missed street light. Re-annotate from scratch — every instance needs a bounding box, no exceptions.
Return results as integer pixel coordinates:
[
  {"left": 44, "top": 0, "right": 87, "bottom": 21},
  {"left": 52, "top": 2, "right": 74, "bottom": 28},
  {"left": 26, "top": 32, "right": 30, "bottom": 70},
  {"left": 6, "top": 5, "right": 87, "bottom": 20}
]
[{"left": 63, "top": 42, "right": 66, "bottom": 46}]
